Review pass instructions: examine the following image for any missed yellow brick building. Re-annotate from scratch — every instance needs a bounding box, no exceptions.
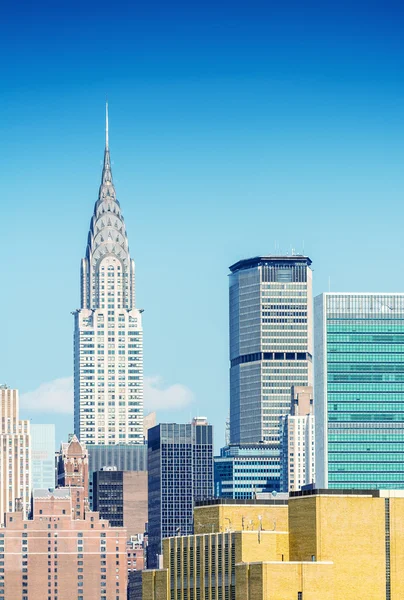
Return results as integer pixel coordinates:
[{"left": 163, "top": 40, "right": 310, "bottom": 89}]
[{"left": 143, "top": 491, "right": 404, "bottom": 600}]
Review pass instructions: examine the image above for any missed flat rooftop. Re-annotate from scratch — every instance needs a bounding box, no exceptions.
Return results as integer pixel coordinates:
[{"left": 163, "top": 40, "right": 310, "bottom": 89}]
[
  {"left": 290, "top": 488, "right": 381, "bottom": 498},
  {"left": 229, "top": 255, "right": 312, "bottom": 273},
  {"left": 195, "top": 497, "right": 288, "bottom": 507}
]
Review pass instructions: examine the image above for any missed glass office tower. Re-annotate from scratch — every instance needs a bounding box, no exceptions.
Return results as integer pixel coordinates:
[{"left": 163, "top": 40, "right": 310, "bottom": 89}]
[
  {"left": 147, "top": 420, "right": 213, "bottom": 569},
  {"left": 31, "top": 424, "right": 55, "bottom": 490},
  {"left": 315, "top": 293, "right": 404, "bottom": 489},
  {"left": 229, "top": 256, "right": 313, "bottom": 445}
]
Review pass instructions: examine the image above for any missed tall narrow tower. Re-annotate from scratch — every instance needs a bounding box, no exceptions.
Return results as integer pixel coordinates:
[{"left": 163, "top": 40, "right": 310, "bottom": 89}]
[{"left": 74, "top": 105, "right": 143, "bottom": 445}]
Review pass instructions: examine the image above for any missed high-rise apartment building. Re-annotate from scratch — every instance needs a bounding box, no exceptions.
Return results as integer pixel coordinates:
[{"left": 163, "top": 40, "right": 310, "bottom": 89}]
[
  {"left": 31, "top": 424, "right": 55, "bottom": 490},
  {"left": 147, "top": 419, "right": 214, "bottom": 568},
  {"left": 0, "top": 385, "right": 31, "bottom": 522},
  {"left": 280, "top": 385, "right": 315, "bottom": 492},
  {"left": 74, "top": 105, "right": 143, "bottom": 445},
  {"left": 229, "top": 255, "right": 313, "bottom": 446},
  {"left": 93, "top": 468, "right": 148, "bottom": 537},
  {"left": 315, "top": 293, "right": 404, "bottom": 489},
  {"left": 0, "top": 487, "right": 128, "bottom": 600}
]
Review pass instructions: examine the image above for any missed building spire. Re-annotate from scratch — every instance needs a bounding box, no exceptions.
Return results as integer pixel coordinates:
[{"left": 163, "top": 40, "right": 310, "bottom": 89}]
[
  {"left": 106, "top": 101, "right": 109, "bottom": 150},
  {"left": 101, "top": 102, "right": 113, "bottom": 188}
]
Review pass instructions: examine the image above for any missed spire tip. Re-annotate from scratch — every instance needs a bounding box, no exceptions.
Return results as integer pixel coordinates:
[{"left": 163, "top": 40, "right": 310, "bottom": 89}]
[{"left": 105, "top": 101, "right": 109, "bottom": 149}]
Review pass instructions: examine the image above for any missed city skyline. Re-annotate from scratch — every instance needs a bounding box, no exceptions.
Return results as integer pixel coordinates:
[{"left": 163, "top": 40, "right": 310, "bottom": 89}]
[{"left": 2, "top": 2, "right": 404, "bottom": 451}]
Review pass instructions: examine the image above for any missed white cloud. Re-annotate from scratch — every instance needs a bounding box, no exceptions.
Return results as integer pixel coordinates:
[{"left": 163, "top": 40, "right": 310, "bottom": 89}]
[
  {"left": 19, "top": 375, "right": 193, "bottom": 415},
  {"left": 144, "top": 376, "right": 194, "bottom": 411},
  {"left": 20, "top": 376, "right": 73, "bottom": 414}
]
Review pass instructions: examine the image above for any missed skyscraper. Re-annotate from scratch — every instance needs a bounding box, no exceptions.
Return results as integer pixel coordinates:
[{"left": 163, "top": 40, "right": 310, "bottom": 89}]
[
  {"left": 229, "top": 256, "right": 313, "bottom": 447},
  {"left": 147, "top": 419, "right": 214, "bottom": 568},
  {"left": 315, "top": 293, "right": 404, "bottom": 489},
  {"left": 0, "top": 385, "right": 31, "bottom": 522},
  {"left": 31, "top": 424, "right": 55, "bottom": 491},
  {"left": 74, "top": 105, "right": 143, "bottom": 446}
]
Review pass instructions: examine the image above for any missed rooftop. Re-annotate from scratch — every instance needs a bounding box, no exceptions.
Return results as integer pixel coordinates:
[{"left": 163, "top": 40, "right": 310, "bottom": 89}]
[
  {"left": 32, "top": 488, "right": 71, "bottom": 499},
  {"left": 195, "top": 497, "right": 288, "bottom": 507},
  {"left": 229, "top": 255, "right": 312, "bottom": 273},
  {"left": 289, "top": 488, "right": 381, "bottom": 498}
]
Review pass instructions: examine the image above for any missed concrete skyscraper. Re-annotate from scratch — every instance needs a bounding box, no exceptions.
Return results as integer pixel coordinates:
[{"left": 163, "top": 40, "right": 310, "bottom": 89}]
[
  {"left": 229, "top": 256, "right": 313, "bottom": 445},
  {"left": 74, "top": 105, "right": 143, "bottom": 445}
]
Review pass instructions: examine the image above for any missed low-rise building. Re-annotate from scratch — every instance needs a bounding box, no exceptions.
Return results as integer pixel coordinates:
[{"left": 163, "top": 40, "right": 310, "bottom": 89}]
[{"left": 143, "top": 489, "right": 404, "bottom": 600}]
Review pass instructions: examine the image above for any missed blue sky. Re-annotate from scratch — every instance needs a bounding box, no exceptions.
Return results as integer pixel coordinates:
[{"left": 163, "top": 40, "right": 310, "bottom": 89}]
[{"left": 2, "top": 1, "right": 404, "bottom": 449}]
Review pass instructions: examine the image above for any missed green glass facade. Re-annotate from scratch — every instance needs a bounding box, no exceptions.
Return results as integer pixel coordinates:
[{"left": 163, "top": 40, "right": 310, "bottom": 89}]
[{"left": 315, "top": 293, "right": 404, "bottom": 489}]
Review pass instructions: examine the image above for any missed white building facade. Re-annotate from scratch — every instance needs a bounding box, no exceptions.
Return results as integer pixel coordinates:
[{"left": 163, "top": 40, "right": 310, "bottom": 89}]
[
  {"left": 74, "top": 106, "right": 143, "bottom": 445},
  {"left": 229, "top": 256, "right": 313, "bottom": 446},
  {"left": 281, "top": 386, "right": 315, "bottom": 492},
  {"left": 0, "top": 386, "right": 31, "bottom": 522}
]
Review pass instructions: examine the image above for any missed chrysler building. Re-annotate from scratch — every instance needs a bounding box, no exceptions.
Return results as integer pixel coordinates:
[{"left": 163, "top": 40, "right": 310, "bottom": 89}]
[{"left": 74, "top": 105, "right": 143, "bottom": 445}]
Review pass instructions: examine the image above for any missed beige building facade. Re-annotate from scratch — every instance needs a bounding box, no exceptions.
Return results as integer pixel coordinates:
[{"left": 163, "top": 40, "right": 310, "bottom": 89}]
[
  {"left": 143, "top": 490, "right": 404, "bottom": 600},
  {"left": 0, "top": 385, "right": 30, "bottom": 523}
]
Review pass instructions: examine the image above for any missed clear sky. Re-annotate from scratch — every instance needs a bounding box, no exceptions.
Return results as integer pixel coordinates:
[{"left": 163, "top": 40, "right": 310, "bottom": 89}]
[{"left": 2, "top": 0, "right": 404, "bottom": 450}]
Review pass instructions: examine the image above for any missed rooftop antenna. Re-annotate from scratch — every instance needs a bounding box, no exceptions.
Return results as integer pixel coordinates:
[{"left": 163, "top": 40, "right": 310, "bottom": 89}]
[
  {"left": 328, "top": 276, "right": 331, "bottom": 292},
  {"left": 105, "top": 100, "right": 109, "bottom": 149}
]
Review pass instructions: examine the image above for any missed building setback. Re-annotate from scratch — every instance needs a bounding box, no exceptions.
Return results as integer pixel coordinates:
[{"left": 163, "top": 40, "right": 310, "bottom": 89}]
[
  {"left": 147, "top": 419, "right": 214, "bottom": 569},
  {"left": 74, "top": 104, "right": 143, "bottom": 445},
  {"left": 280, "top": 385, "right": 315, "bottom": 492},
  {"left": 93, "top": 468, "right": 148, "bottom": 537},
  {"left": 0, "top": 385, "right": 30, "bottom": 522},
  {"left": 31, "top": 424, "right": 55, "bottom": 491},
  {"left": 315, "top": 293, "right": 404, "bottom": 489},
  {"left": 0, "top": 488, "right": 127, "bottom": 600}
]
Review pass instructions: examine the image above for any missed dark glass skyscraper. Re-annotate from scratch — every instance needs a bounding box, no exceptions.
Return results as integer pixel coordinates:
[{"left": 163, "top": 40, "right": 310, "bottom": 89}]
[
  {"left": 315, "top": 293, "right": 404, "bottom": 489},
  {"left": 147, "top": 419, "right": 213, "bottom": 568}
]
